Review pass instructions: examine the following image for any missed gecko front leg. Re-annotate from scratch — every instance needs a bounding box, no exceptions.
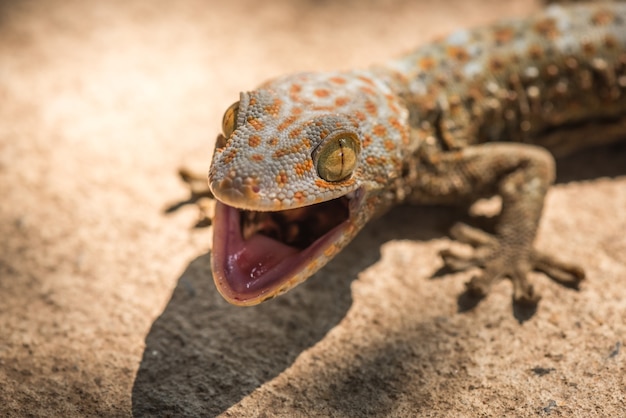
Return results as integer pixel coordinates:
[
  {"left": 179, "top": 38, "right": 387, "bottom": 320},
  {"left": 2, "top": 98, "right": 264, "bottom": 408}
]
[
  {"left": 166, "top": 168, "right": 215, "bottom": 228},
  {"left": 413, "top": 143, "right": 585, "bottom": 304}
]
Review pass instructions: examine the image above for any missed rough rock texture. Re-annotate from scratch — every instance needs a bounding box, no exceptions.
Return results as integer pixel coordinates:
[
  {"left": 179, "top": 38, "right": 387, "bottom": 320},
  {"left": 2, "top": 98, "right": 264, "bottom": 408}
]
[{"left": 1, "top": 0, "right": 624, "bottom": 416}]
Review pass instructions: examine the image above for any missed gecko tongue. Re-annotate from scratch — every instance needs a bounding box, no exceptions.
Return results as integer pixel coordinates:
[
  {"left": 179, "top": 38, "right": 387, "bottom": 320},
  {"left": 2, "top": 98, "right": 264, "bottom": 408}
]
[{"left": 222, "top": 231, "right": 300, "bottom": 290}]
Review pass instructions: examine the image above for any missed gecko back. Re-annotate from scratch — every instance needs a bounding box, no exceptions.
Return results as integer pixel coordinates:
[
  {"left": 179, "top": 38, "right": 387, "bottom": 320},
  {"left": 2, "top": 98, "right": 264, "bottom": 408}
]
[{"left": 383, "top": 3, "right": 626, "bottom": 155}]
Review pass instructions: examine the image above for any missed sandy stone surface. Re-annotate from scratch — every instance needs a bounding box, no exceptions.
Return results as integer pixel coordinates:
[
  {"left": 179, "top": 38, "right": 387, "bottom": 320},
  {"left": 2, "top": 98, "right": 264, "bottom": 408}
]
[{"left": 1, "top": 0, "right": 625, "bottom": 416}]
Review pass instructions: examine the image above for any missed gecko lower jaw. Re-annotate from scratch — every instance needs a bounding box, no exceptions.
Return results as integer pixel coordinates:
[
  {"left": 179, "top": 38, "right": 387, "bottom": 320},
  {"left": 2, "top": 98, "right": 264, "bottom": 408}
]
[{"left": 211, "top": 189, "right": 362, "bottom": 305}]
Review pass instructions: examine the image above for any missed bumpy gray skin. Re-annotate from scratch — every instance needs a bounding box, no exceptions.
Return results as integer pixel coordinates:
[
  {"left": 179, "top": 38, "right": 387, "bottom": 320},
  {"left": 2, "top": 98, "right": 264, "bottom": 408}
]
[
  {"left": 195, "top": 3, "right": 626, "bottom": 306},
  {"left": 379, "top": 3, "right": 626, "bottom": 303}
]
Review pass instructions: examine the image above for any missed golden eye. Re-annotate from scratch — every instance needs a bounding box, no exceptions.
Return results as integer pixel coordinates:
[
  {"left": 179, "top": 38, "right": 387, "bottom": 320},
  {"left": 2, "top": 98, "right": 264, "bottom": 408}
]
[
  {"left": 222, "top": 101, "right": 239, "bottom": 138},
  {"left": 314, "top": 132, "right": 360, "bottom": 182}
]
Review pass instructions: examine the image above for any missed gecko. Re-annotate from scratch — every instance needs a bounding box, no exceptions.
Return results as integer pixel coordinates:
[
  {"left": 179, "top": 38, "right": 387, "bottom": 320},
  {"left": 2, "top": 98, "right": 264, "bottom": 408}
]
[{"left": 183, "top": 3, "right": 626, "bottom": 307}]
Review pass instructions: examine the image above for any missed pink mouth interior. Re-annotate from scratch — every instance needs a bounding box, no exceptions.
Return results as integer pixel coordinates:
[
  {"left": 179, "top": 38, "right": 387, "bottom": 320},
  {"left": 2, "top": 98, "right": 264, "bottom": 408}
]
[{"left": 211, "top": 197, "right": 352, "bottom": 304}]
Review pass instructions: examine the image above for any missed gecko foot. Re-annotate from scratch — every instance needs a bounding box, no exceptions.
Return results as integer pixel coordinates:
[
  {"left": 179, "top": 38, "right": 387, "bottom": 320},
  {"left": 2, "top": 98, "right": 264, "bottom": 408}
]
[
  {"left": 165, "top": 167, "right": 215, "bottom": 227},
  {"left": 440, "top": 223, "right": 585, "bottom": 305}
]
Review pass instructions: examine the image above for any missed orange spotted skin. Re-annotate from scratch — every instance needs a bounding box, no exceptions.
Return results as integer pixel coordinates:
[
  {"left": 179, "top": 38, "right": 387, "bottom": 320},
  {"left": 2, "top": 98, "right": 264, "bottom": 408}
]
[
  {"left": 209, "top": 3, "right": 626, "bottom": 306},
  {"left": 210, "top": 71, "right": 407, "bottom": 213},
  {"left": 385, "top": 3, "right": 626, "bottom": 159}
]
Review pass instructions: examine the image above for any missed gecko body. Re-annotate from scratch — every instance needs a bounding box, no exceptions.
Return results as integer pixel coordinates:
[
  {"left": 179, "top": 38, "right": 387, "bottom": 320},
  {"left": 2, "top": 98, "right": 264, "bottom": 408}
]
[{"left": 207, "top": 3, "right": 626, "bottom": 306}]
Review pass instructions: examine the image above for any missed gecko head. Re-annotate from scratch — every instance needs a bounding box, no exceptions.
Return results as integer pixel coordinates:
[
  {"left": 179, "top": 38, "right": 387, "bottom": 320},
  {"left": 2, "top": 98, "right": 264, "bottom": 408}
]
[{"left": 208, "top": 71, "right": 408, "bottom": 305}]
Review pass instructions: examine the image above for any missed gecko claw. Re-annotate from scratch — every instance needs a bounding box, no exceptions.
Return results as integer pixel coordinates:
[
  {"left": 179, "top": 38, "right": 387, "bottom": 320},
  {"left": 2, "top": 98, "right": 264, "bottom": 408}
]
[
  {"left": 442, "top": 222, "right": 583, "bottom": 304},
  {"left": 532, "top": 251, "right": 585, "bottom": 289},
  {"left": 439, "top": 223, "right": 496, "bottom": 272}
]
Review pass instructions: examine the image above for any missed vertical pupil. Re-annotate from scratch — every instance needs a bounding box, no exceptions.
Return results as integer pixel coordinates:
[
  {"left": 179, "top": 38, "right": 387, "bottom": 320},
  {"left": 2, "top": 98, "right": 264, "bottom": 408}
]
[{"left": 337, "top": 140, "right": 345, "bottom": 174}]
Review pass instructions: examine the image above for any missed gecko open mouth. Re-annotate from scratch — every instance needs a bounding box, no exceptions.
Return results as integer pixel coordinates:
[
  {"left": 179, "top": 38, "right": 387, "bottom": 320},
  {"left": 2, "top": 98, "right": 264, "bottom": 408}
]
[{"left": 211, "top": 190, "right": 360, "bottom": 305}]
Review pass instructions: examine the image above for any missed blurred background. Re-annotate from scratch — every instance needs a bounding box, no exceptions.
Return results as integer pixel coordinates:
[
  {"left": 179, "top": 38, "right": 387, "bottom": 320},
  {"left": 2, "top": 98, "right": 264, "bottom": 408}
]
[{"left": 4, "top": 1, "right": 625, "bottom": 417}]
